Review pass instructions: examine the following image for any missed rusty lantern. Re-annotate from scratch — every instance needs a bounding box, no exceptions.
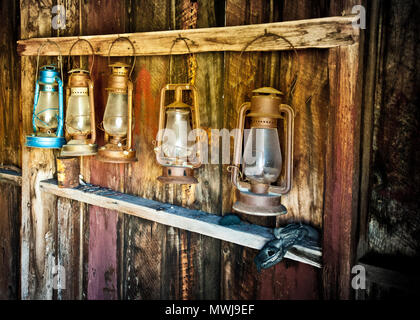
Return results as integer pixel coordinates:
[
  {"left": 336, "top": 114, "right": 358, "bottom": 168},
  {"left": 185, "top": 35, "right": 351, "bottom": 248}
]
[
  {"left": 231, "top": 87, "right": 294, "bottom": 216},
  {"left": 154, "top": 84, "right": 201, "bottom": 184},
  {"left": 97, "top": 37, "right": 136, "bottom": 163},
  {"left": 61, "top": 39, "right": 97, "bottom": 157}
]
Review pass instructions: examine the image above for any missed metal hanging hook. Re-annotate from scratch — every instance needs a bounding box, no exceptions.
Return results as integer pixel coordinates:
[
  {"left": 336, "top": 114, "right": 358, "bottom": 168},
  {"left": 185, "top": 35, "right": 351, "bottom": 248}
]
[
  {"left": 167, "top": 35, "right": 195, "bottom": 84},
  {"left": 236, "top": 31, "right": 300, "bottom": 99},
  {"left": 36, "top": 39, "right": 63, "bottom": 82},
  {"left": 67, "top": 38, "right": 95, "bottom": 75},
  {"left": 107, "top": 36, "right": 136, "bottom": 79}
]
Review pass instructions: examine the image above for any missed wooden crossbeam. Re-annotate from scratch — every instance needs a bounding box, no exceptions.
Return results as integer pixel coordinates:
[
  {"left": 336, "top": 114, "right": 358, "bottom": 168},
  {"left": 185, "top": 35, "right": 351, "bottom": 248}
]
[
  {"left": 39, "top": 179, "right": 322, "bottom": 268},
  {"left": 17, "top": 16, "right": 358, "bottom": 57}
]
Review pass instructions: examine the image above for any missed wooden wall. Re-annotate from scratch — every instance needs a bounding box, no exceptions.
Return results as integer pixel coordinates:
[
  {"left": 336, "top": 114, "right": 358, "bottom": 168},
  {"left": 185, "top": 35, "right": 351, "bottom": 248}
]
[
  {"left": 0, "top": 0, "right": 21, "bottom": 300},
  {"left": 356, "top": 0, "right": 420, "bottom": 299},
  {"left": 0, "top": 0, "right": 415, "bottom": 300},
  {"left": 17, "top": 0, "right": 359, "bottom": 300}
]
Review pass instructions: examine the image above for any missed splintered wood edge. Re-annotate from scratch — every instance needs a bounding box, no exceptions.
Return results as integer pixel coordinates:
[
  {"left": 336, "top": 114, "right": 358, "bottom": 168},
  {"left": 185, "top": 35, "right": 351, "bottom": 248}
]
[
  {"left": 0, "top": 170, "right": 22, "bottom": 186},
  {"left": 17, "top": 16, "right": 358, "bottom": 57},
  {"left": 39, "top": 179, "right": 322, "bottom": 268}
]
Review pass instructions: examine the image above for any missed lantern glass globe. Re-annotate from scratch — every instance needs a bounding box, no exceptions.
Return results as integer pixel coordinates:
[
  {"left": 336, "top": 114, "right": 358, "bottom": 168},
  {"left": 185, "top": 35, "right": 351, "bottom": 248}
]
[
  {"left": 35, "top": 91, "right": 59, "bottom": 130},
  {"left": 66, "top": 88, "right": 91, "bottom": 135},
  {"left": 103, "top": 92, "right": 128, "bottom": 137},
  {"left": 243, "top": 127, "right": 282, "bottom": 184}
]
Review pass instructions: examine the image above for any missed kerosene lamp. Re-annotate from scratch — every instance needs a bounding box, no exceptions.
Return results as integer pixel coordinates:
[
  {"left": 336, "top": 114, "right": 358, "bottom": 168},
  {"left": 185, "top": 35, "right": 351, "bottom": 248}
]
[
  {"left": 61, "top": 39, "right": 97, "bottom": 156},
  {"left": 230, "top": 87, "right": 294, "bottom": 216},
  {"left": 26, "top": 41, "right": 65, "bottom": 149},
  {"left": 154, "top": 84, "right": 201, "bottom": 184},
  {"left": 97, "top": 37, "right": 136, "bottom": 163}
]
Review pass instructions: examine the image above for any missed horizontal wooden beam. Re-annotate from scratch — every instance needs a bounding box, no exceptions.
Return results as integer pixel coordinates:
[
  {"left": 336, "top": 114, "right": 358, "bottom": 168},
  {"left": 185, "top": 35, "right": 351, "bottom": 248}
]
[
  {"left": 0, "top": 169, "right": 22, "bottom": 186},
  {"left": 18, "top": 16, "right": 358, "bottom": 57},
  {"left": 40, "top": 179, "right": 321, "bottom": 268}
]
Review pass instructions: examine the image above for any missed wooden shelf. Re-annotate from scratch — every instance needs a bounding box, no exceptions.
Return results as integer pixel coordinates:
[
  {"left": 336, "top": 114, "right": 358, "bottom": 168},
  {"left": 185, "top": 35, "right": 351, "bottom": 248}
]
[
  {"left": 0, "top": 169, "right": 22, "bottom": 186},
  {"left": 17, "top": 16, "right": 358, "bottom": 57},
  {"left": 40, "top": 179, "right": 322, "bottom": 268}
]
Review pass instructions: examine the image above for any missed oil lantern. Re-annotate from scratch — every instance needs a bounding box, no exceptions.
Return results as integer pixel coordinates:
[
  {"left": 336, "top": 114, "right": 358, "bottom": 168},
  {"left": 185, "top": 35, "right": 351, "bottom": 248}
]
[
  {"left": 61, "top": 39, "right": 97, "bottom": 157},
  {"left": 230, "top": 87, "right": 294, "bottom": 216},
  {"left": 97, "top": 37, "right": 136, "bottom": 163},
  {"left": 154, "top": 84, "right": 201, "bottom": 184},
  {"left": 26, "top": 41, "right": 65, "bottom": 149}
]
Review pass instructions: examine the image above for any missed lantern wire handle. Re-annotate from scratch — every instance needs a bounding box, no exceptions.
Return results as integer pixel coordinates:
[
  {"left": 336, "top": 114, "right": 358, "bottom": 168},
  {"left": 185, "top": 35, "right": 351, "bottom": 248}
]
[
  {"left": 236, "top": 30, "right": 300, "bottom": 99},
  {"left": 107, "top": 36, "right": 136, "bottom": 79},
  {"left": 35, "top": 39, "right": 63, "bottom": 82},
  {"left": 67, "top": 38, "right": 95, "bottom": 75},
  {"left": 166, "top": 35, "right": 195, "bottom": 84}
]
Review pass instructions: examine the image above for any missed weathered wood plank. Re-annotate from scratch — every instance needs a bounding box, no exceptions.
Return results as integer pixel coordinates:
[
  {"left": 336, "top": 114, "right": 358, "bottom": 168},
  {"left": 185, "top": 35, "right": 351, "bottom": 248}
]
[
  {"left": 0, "top": 181, "right": 21, "bottom": 299},
  {"left": 322, "top": 43, "right": 361, "bottom": 299},
  {"left": 56, "top": 197, "right": 81, "bottom": 300},
  {"left": 0, "top": 0, "right": 21, "bottom": 168},
  {"left": 0, "top": 170, "right": 22, "bottom": 186},
  {"left": 20, "top": 0, "right": 59, "bottom": 300},
  {"left": 122, "top": 0, "right": 174, "bottom": 300},
  {"left": 83, "top": 0, "right": 128, "bottom": 300},
  {"left": 122, "top": 0, "right": 223, "bottom": 300},
  {"left": 39, "top": 178, "right": 321, "bottom": 268},
  {"left": 221, "top": 0, "right": 278, "bottom": 299},
  {"left": 17, "top": 16, "right": 359, "bottom": 56},
  {"left": 221, "top": 0, "right": 324, "bottom": 300},
  {"left": 263, "top": 0, "right": 327, "bottom": 300},
  {"left": 0, "top": 1, "right": 21, "bottom": 301}
]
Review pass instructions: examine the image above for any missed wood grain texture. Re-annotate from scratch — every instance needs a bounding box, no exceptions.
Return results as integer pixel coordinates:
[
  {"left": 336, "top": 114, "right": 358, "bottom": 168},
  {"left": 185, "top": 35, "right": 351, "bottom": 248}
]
[
  {"left": 83, "top": 0, "right": 127, "bottom": 300},
  {"left": 0, "top": 2, "right": 21, "bottom": 299},
  {"left": 123, "top": 0, "right": 222, "bottom": 300},
  {"left": 39, "top": 179, "right": 321, "bottom": 267},
  {"left": 367, "top": 0, "right": 420, "bottom": 258},
  {"left": 359, "top": 0, "right": 420, "bottom": 299},
  {"left": 321, "top": 0, "right": 363, "bottom": 300},
  {"left": 0, "top": 182, "right": 21, "bottom": 299},
  {"left": 0, "top": 0, "right": 21, "bottom": 168},
  {"left": 322, "top": 43, "right": 361, "bottom": 300},
  {"left": 20, "top": 0, "right": 59, "bottom": 300},
  {"left": 221, "top": 0, "right": 323, "bottom": 300},
  {"left": 17, "top": 16, "right": 359, "bottom": 56},
  {"left": 57, "top": 198, "right": 81, "bottom": 300}
]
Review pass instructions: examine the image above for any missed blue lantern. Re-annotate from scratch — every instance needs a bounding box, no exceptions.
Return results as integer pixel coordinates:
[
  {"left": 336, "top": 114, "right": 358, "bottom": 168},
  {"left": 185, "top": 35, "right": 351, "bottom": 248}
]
[{"left": 25, "top": 41, "right": 65, "bottom": 149}]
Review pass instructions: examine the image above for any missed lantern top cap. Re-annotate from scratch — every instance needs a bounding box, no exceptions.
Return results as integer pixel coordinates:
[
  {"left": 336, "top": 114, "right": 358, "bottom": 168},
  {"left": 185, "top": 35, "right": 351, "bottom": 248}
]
[
  {"left": 68, "top": 68, "right": 90, "bottom": 75},
  {"left": 40, "top": 64, "right": 57, "bottom": 70},
  {"left": 38, "top": 64, "right": 60, "bottom": 84},
  {"left": 252, "top": 87, "right": 283, "bottom": 95},
  {"left": 109, "top": 62, "right": 131, "bottom": 68},
  {"left": 166, "top": 101, "right": 191, "bottom": 109}
]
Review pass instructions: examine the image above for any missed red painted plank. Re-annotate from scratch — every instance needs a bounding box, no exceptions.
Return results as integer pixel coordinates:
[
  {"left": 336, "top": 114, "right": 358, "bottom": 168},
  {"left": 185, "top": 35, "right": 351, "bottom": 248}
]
[{"left": 84, "top": 0, "right": 127, "bottom": 300}]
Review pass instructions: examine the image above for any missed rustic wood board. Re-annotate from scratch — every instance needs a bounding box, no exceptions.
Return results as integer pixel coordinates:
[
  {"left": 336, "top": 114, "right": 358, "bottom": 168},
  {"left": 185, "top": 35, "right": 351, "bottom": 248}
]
[
  {"left": 0, "top": 0, "right": 21, "bottom": 168},
  {"left": 322, "top": 0, "right": 363, "bottom": 300},
  {"left": 17, "top": 15, "right": 359, "bottom": 56},
  {"left": 122, "top": 0, "right": 223, "bottom": 300},
  {"left": 83, "top": 0, "right": 128, "bottom": 300},
  {"left": 39, "top": 178, "right": 321, "bottom": 268},
  {"left": 0, "top": 0, "right": 21, "bottom": 300},
  {"left": 0, "top": 181, "right": 21, "bottom": 299},
  {"left": 221, "top": 0, "right": 326, "bottom": 300},
  {"left": 20, "top": 0, "right": 60, "bottom": 300}
]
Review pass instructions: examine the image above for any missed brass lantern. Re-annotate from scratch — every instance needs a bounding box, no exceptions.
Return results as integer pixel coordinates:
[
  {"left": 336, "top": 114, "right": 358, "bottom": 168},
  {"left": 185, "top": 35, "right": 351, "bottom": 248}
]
[
  {"left": 231, "top": 87, "right": 294, "bottom": 216},
  {"left": 97, "top": 37, "right": 136, "bottom": 163},
  {"left": 61, "top": 39, "right": 97, "bottom": 157},
  {"left": 154, "top": 84, "right": 201, "bottom": 184}
]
